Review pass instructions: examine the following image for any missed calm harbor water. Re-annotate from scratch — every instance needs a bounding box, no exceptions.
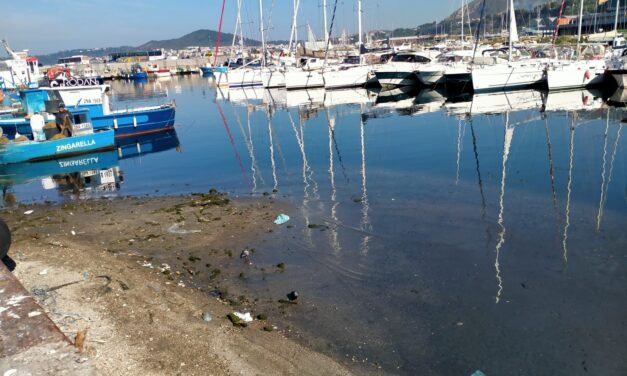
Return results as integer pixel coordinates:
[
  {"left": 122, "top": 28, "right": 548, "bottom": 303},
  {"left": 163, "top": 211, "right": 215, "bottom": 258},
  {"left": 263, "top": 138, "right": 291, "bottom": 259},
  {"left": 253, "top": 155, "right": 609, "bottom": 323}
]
[{"left": 4, "top": 76, "right": 626, "bottom": 375}]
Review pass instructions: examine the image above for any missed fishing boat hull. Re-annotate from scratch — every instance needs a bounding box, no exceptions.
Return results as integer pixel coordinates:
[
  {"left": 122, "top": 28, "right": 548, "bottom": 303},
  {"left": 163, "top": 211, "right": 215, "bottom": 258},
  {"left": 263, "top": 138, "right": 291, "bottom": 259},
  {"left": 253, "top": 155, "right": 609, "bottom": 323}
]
[
  {"left": 285, "top": 70, "right": 325, "bottom": 90},
  {"left": 471, "top": 63, "right": 546, "bottom": 92},
  {"left": 92, "top": 105, "right": 176, "bottom": 138},
  {"left": 128, "top": 72, "right": 148, "bottom": 80},
  {"left": 323, "top": 65, "right": 372, "bottom": 89},
  {"left": 0, "top": 130, "right": 115, "bottom": 164},
  {"left": 546, "top": 60, "right": 607, "bottom": 91},
  {"left": 200, "top": 66, "right": 228, "bottom": 75}
]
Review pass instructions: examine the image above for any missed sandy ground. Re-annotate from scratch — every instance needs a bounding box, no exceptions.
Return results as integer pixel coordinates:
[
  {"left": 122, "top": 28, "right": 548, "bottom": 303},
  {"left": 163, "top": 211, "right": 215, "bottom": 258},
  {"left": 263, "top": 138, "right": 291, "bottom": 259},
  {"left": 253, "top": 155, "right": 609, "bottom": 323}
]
[{"left": 2, "top": 192, "right": 353, "bottom": 375}]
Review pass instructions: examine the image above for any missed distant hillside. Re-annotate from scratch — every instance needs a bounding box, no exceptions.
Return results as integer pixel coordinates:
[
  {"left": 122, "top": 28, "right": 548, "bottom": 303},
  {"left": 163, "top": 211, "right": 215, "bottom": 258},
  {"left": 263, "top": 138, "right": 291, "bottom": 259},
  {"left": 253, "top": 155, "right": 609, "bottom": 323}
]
[
  {"left": 37, "top": 46, "right": 135, "bottom": 65},
  {"left": 138, "top": 29, "right": 260, "bottom": 50},
  {"left": 388, "top": 0, "right": 604, "bottom": 37},
  {"left": 36, "top": 29, "right": 262, "bottom": 65}
]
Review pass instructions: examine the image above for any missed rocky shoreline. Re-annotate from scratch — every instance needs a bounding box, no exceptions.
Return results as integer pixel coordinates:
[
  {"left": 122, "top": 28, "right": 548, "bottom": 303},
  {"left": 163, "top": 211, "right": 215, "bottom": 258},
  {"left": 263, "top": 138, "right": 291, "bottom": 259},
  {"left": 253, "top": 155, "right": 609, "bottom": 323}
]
[{"left": 2, "top": 192, "right": 355, "bottom": 375}]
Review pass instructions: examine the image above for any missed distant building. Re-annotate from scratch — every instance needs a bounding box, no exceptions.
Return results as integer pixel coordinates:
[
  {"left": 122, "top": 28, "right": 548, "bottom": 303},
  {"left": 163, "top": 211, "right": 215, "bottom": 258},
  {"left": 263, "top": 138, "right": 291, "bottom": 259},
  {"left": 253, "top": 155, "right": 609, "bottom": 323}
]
[
  {"left": 57, "top": 55, "right": 90, "bottom": 66},
  {"left": 109, "top": 50, "right": 164, "bottom": 63}
]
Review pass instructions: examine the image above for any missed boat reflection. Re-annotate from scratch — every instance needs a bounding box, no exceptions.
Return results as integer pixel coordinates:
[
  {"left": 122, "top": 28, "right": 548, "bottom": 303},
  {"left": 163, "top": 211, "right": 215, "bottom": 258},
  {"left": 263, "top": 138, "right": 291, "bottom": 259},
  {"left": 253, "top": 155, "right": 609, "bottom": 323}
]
[
  {"left": 0, "top": 129, "right": 181, "bottom": 203},
  {"left": 116, "top": 129, "right": 180, "bottom": 160},
  {"left": 0, "top": 151, "right": 121, "bottom": 202}
]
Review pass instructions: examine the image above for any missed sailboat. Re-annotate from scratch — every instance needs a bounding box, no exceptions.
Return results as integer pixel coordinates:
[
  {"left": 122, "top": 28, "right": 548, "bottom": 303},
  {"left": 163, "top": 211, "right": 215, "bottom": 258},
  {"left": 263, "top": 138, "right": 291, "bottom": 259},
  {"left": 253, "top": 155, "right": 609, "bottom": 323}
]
[
  {"left": 417, "top": 0, "right": 476, "bottom": 87},
  {"left": 470, "top": 0, "right": 547, "bottom": 92},
  {"left": 200, "top": 0, "right": 229, "bottom": 75},
  {"left": 322, "top": 0, "right": 374, "bottom": 90},
  {"left": 546, "top": 0, "right": 608, "bottom": 91},
  {"left": 284, "top": 1, "right": 333, "bottom": 90},
  {"left": 261, "top": 0, "right": 300, "bottom": 88},
  {"left": 601, "top": 0, "right": 626, "bottom": 87},
  {"left": 215, "top": 0, "right": 265, "bottom": 88}
]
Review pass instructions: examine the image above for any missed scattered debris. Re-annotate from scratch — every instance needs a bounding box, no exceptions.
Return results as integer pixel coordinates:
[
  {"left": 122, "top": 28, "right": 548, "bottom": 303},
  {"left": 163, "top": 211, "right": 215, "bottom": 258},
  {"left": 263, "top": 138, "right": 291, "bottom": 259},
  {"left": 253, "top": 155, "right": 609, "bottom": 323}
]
[
  {"left": 202, "top": 312, "right": 213, "bottom": 322},
  {"left": 226, "top": 313, "right": 248, "bottom": 328},
  {"left": 39, "top": 269, "right": 48, "bottom": 275},
  {"left": 27, "top": 311, "right": 42, "bottom": 318},
  {"left": 273, "top": 214, "right": 290, "bottom": 225},
  {"left": 286, "top": 291, "right": 299, "bottom": 301},
  {"left": 74, "top": 329, "right": 88, "bottom": 352},
  {"left": 240, "top": 249, "right": 251, "bottom": 264},
  {"left": 23, "top": 210, "right": 34, "bottom": 215},
  {"left": 233, "top": 311, "right": 253, "bottom": 322},
  {"left": 168, "top": 222, "right": 201, "bottom": 235}
]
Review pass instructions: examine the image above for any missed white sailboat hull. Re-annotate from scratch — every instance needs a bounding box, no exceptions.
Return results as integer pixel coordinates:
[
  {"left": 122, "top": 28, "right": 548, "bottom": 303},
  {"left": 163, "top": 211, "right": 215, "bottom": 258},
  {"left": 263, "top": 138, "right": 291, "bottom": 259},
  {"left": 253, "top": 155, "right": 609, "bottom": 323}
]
[
  {"left": 216, "top": 68, "right": 263, "bottom": 88},
  {"left": 546, "top": 60, "right": 606, "bottom": 91},
  {"left": 261, "top": 69, "right": 286, "bottom": 88},
  {"left": 285, "top": 70, "right": 325, "bottom": 90},
  {"left": 471, "top": 62, "right": 546, "bottom": 92},
  {"left": 323, "top": 65, "right": 372, "bottom": 89}
]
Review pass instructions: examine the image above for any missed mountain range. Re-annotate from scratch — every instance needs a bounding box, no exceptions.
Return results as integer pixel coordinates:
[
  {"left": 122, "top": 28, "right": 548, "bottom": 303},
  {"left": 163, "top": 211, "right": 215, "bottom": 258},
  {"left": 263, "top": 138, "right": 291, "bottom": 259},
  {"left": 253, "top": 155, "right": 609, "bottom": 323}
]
[{"left": 35, "top": 29, "right": 262, "bottom": 65}]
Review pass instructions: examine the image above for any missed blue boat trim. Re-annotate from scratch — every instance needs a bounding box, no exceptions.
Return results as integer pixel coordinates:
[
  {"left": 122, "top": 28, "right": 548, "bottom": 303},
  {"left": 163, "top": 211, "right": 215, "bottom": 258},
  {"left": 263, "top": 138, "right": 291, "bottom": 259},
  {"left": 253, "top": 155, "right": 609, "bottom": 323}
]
[{"left": 0, "top": 130, "right": 115, "bottom": 164}]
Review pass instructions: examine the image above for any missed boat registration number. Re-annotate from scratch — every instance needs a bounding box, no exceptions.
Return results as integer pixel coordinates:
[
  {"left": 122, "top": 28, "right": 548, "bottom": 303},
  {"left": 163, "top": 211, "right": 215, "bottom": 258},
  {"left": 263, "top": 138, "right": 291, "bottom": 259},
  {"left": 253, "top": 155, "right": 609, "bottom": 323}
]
[{"left": 99, "top": 168, "right": 115, "bottom": 184}]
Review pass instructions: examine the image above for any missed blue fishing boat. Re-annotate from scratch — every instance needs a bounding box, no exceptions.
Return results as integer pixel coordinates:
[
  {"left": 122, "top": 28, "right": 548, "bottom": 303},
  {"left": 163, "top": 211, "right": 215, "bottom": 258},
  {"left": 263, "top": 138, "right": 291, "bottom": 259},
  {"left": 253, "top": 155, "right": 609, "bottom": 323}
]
[
  {"left": 0, "top": 108, "right": 114, "bottom": 164},
  {"left": 0, "top": 85, "right": 176, "bottom": 139},
  {"left": 126, "top": 64, "right": 149, "bottom": 80},
  {"left": 0, "top": 129, "right": 114, "bottom": 164},
  {"left": 200, "top": 65, "right": 228, "bottom": 75}
]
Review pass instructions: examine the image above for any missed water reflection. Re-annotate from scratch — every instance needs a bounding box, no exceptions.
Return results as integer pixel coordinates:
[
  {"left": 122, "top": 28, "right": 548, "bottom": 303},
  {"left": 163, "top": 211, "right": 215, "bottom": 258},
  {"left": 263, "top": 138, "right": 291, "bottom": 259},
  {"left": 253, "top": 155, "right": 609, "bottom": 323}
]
[
  {"left": 0, "top": 129, "right": 180, "bottom": 203},
  {"left": 5, "top": 77, "right": 627, "bottom": 375}
]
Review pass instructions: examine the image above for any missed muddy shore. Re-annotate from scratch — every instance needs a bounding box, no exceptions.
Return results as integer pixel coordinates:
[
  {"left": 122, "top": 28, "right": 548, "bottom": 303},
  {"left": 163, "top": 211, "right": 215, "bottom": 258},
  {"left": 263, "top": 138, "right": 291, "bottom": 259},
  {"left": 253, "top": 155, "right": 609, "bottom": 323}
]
[{"left": 2, "top": 192, "right": 355, "bottom": 375}]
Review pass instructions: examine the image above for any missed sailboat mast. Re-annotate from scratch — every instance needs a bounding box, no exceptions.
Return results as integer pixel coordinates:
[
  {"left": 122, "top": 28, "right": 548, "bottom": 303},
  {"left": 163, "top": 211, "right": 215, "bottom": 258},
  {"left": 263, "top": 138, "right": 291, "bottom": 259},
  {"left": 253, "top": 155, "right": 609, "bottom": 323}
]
[
  {"left": 576, "top": 0, "right": 584, "bottom": 58},
  {"left": 614, "top": 0, "right": 621, "bottom": 34},
  {"left": 508, "top": 0, "right": 514, "bottom": 61},
  {"left": 231, "top": 0, "right": 242, "bottom": 51},
  {"left": 358, "top": 0, "right": 363, "bottom": 47},
  {"left": 324, "top": 0, "right": 329, "bottom": 44},
  {"left": 289, "top": 0, "right": 301, "bottom": 55},
  {"left": 259, "top": 0, "right": 266, "bottom": 66},
  {"left": 461, "top": 0, "right": 464, "bottom": 44}
]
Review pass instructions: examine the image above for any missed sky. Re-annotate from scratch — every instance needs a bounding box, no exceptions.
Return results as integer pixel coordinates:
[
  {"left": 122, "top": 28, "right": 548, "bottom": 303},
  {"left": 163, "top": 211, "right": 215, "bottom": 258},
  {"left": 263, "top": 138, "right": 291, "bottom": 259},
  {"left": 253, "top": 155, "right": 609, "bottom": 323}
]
[{"left": 1, "top": 0, "right": 459, "bottom": 56}]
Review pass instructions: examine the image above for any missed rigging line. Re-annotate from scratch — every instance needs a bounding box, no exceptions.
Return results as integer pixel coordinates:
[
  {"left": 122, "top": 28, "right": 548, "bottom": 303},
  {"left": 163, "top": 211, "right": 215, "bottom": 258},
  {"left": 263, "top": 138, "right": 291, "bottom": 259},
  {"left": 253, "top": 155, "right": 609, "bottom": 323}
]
[
  {"left": 596, "top": 110, "right": 610, "bottom": 231},
  {"left": 267, "top": 110, "right": 278, "bottom": 191},
  {"left": 323, "top": 0, "right": 340, "bottom": 66},
  {"left": 469, "top": 120, "right": 487, "bottom": 220},
  {"left": 472, "top": 0, "right": 487, "bottom": 63},
  {"left": 216, "top": 101, "right": 250, "bottom": 190},
  {"left": 328, "top": 111, "right": 350, "bottom": 184},
  {"left": 213, "top": 0, "right": 227, "bottom": 66},
  {"left": 599, "top": 121, "right": 623, "bottom": 230},
  {"left": 544, "top": 117, "right": 560, "bottom": 225},
  {"left": 494, "top": 113, "right": 513, "bottom": 304},
  {"left": 562, "top": 114, "right": 575, "bottom": 267}
]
